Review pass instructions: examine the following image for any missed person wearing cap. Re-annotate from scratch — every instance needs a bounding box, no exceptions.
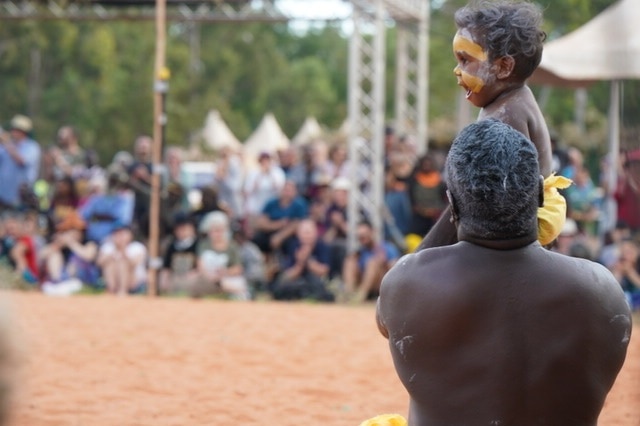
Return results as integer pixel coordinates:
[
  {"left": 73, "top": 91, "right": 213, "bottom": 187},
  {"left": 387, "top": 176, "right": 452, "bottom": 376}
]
[
  {"left": 0, "top": 115, "right": 41, "bottom": 208},
  {"left": 96, "top": 223, "right": 147, "bottom": 296},
  {"left": 322, "top": 177, "right": 350, "bottom": 279},
  {"left": 192, "top": 211, "right": 250, "bottom": 300}
]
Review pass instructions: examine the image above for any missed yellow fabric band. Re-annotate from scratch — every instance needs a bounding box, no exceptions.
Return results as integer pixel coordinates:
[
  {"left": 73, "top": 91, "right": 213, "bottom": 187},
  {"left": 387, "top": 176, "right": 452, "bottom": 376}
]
[
  {"left": 360, "top": 414, "right": 408, "bottom": 426},
  {"left": 538, "top": 174, "right": 573, "bottom": 246}
]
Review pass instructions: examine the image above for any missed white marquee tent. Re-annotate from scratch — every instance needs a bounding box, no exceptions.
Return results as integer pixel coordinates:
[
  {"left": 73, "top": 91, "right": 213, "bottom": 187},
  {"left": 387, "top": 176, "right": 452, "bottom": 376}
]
[
  {"left": 242, "top": 112, "right": 290, "bottom": 169},
  {"left": 529, "top": 0, "right": 640, "bottom": 189},
  {"left": 201, "top": 110, "right": 242, "bottom": 152},
  {"left": 291, "top": 116, "right": 323, "bottom": 146}
]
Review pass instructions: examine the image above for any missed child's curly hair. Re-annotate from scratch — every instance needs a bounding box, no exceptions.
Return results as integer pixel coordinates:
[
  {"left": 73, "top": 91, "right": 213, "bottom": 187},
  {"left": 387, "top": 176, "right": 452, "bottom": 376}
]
[{"left": 455, "top": 0, "right": 546, "bottom": 80}]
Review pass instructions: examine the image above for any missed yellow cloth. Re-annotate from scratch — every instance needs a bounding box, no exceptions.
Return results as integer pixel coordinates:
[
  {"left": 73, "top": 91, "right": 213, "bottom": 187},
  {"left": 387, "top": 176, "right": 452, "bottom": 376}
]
[
  {"left": 405, "top": 233, "right": 423, "bottom": 253},
  {"left": 360, "top": 414, "right": 408, "bottom": 426},
  {"left": 537, "top": 174, "right": 572, "bottom": 246}
]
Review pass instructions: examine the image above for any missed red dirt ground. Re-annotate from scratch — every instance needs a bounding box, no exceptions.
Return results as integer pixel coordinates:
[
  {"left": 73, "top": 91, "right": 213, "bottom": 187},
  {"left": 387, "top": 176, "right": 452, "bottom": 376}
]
[{"left": 2, "top": 292, "right": 638, "bottom": 426}]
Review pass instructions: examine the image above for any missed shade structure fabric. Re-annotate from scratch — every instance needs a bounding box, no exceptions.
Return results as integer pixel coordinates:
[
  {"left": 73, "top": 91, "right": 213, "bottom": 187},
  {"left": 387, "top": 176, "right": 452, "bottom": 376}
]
[
  {"left": 291, "top": 116, "right": 323, "bottom": 146},
  {"left": 201, "top": 110, "right": 242, "bottom": 152},
  {"left": 530, "top": 0, "right": 640, "bottom": 86},
  {"left": 242, "top": 112, "right": 290, "bottom": 169}
]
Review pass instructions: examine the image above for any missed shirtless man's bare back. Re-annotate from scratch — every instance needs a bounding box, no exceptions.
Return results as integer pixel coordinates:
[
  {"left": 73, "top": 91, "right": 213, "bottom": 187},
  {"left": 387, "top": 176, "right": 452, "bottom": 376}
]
[{"left": 377, "top": 120, "right": 631, "bottom": 426}]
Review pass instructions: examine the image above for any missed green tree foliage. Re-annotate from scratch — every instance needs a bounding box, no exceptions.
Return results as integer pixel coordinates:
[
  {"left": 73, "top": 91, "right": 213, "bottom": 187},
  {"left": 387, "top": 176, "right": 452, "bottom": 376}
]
[
  {"left": 0, "top": 0, "right": 634, "bottom": 165},
  {"left": 0, "top": 19, "right": 349, "bottom": 163}
]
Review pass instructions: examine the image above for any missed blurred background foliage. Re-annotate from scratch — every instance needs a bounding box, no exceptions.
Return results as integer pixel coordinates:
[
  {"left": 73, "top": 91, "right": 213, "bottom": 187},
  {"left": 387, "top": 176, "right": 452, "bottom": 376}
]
[{"left": 0, "top": 0, "right": 636, "bottom": 164}]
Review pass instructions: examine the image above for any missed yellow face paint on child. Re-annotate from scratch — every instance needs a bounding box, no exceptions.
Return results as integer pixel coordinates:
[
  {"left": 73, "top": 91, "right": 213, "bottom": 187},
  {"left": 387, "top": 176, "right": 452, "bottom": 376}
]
[
  {"left": 453, "top": 32, "right": 488, "bottom": 94},
  {"left": 453, "top": 33, "right": 487, "bottom": 62},
  {"left": 456, "top": 69, "right": 485, "bottom": 93}
]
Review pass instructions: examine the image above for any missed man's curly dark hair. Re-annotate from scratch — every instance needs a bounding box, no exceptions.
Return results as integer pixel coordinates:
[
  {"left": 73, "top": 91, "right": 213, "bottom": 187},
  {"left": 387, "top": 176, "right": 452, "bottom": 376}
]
[
  {"left": 445, "top": 119, "right": 540, "bottom": 240},
  {"left": 455, "top": 0, "right": 546, "bottom": 80}
]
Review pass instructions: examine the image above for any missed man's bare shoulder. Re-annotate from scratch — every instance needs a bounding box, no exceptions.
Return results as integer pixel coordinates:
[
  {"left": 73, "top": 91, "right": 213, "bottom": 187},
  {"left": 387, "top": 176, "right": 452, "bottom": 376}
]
[
  {"left": 378, "top": 245, "right": 468, "bottom": 324},
  {"left": 380, "top": 246, "right": 458, "bottom": 293}
]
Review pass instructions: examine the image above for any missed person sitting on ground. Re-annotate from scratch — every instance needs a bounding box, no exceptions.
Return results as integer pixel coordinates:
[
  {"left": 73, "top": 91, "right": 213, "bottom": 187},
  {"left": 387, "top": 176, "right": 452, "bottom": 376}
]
[
  {"left": 1, "top": 210, "right": 39, "bottom": 284},
  {"left": 193, "top": 211, "right": 250, "bottom": 300},
  {"left": 39, "top": 212, "right": 98, "bottom": 295},
  {"left": 610, "top": 238, "right": 640, "bottom": 311},
  {"left": 252, "top": 179, "right": 308, "bottom": 257},
  {"left": 271, "top": 219, "right": 334, "bottom": 302},
  {"left": 322, "top": 177, "right": 350, "bottom": 279},
  {"left": 375, "top": 119, "right": 631, "bottom": 426},
  {"left": 418, "top": 0, "right": 570, "bottom": 251},
  {"left": 564, "top": 165, "right": 600, "bottom": 236},
  {"left": 80, "top": 172, "right": 134, "bottom": 244},
  {"left": 96, "top": 224, "right": 147, "bottom": 296},
  {"left": 159, "top": 212, "right": 199, "bottom": 295},
  {"left": 614, "top": 148, "right": 640, "bottom": 234},
  {"left": 232, "top": 221, "right": 267, "bottom": 296},
  {"left": 47, "top": 175, "right": 80, "bottom": 234},
  {"left": 342, "top": 220, "right": 400, "bottom": 303},
  {"left": 190, "top": 185, "right": 229, "bottom": 231},
  {"left": 407, "top": 153, "right": 446, "bottom": 238}
]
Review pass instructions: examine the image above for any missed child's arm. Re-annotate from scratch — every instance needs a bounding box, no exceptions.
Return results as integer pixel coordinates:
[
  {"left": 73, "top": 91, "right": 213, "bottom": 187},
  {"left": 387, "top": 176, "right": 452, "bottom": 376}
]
[{"left": 415, "top": 206, "right": 459, "bottom": 251}]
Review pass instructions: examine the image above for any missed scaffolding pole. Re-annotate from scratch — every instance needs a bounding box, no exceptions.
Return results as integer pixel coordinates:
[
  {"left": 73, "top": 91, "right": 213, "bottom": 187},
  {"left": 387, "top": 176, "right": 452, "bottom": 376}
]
[
  {"left": 348, "top": 0, "right": 430, "bottom": 250},
  {"left": 148, "top": 0, "right": 168, "bottom": 296},
  {"left": 347, "top": 0, "right": 387, "bottom": 252},
  {"left": 394, "top": 1, "right": 429, "bottom": 153}
]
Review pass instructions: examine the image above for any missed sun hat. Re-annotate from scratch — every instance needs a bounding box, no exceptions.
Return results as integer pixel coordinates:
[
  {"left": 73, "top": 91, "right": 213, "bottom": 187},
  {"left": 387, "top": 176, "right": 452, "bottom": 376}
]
[
  {"left": 331, "top": 177, "right": 351, "bottom": 191},
  {"left": 9, "top": 115, "right": 33, "bottom": 134}
]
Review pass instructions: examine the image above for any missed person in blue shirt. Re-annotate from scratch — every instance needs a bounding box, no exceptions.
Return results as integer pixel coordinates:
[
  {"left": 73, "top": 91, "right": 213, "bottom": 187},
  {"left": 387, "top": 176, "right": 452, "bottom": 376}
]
[
  {"left": 251, "top": 179, "right": 308, "bottom": 256},
  {"left": 342, "top": 220, "right": 400, "bottom": 303},
  {"left": 0, "top": 115, "right": 41, "bottom": 208},
  {"left": 80, "top": 173, "right": 134, "bottom": 244}
]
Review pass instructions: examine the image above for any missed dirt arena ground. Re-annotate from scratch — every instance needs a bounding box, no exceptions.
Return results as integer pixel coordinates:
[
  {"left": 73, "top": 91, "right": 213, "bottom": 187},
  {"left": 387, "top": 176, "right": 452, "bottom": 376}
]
[{"left": 2, "top": 292, "right": 638, "bottom": 425}]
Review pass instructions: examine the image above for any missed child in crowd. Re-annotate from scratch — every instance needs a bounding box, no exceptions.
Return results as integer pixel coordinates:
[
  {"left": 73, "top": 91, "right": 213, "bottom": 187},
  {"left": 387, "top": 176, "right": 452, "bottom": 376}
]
[
  {"left": 39, "top": 212, "right": 99, "bottom": 295},
  {"left": 159, "top": 212, "right": 199, "bottom": 294},
  {"left": 418, "top": 0, "right": 570, "bottom": 251},
  {"left": 96, "top": 224, "right": 147, "bottom": 296},
  {"left": 1, "top": 210, "right": 39, "bottom": 284}
]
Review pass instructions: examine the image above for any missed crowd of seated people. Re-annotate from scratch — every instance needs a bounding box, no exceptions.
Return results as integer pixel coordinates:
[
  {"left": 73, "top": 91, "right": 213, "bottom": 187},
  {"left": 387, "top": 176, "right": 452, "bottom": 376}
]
[{"left": 0, "top": 115, "right": 639, "bottom": 307}]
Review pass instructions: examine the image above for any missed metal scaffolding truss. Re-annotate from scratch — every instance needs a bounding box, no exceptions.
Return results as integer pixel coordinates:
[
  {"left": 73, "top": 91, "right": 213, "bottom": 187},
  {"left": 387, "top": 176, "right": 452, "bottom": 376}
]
[
  {"left": 347, "top": 0, "right": 387, "bottom": 251},
  {"left": 395, "top": 14, "right": 429, "bottom": 150},
  {"left": 0, "top": 0, "right": 288, "bottom": 21},
  {"left": 347, "top": 0, "right": 429, "bottom": 251}
]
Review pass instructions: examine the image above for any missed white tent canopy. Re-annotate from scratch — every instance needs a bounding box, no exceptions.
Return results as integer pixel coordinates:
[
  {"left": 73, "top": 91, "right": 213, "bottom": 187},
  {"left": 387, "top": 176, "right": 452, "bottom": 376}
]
[
  {"left": 291, "top": 116, "right": 323, "bottom": 146},
  {"left": 201, "top": 110, "right": 242, "bottom": 152},
  {"left": 242, "top": 113, "right": 290, "bottom": 168},
  {"left": 531, "top": 0, "right": 640, "bottom": 85},
  {"left": 529, "top": 0, "right": 640, "bottom": 195}
]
